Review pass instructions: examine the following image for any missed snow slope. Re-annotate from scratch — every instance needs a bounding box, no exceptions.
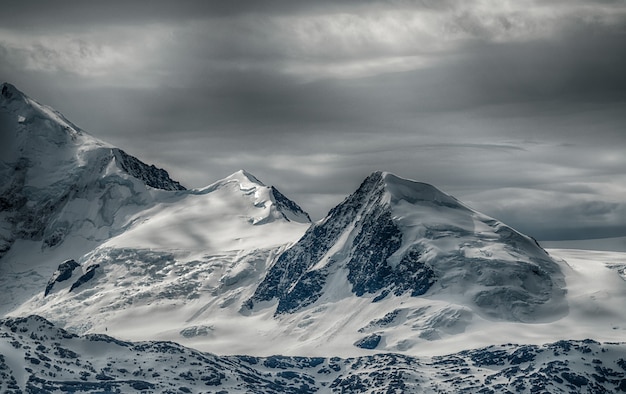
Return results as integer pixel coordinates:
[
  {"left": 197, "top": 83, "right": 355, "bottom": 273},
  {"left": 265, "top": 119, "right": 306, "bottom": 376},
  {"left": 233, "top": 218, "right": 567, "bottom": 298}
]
[
  {"left": 543, "top": 236, "right": 626, "bottom": 253},
  {"left": 104, "top": 169, "right": 310, "bottom": 254}
]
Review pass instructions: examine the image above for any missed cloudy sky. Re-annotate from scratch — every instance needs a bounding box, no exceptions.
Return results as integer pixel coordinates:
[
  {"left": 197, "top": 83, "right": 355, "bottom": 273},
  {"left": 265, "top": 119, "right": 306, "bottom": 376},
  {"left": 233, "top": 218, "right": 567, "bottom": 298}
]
[{"left": 1, "top": 0, "right": 625, "bottom": 240}]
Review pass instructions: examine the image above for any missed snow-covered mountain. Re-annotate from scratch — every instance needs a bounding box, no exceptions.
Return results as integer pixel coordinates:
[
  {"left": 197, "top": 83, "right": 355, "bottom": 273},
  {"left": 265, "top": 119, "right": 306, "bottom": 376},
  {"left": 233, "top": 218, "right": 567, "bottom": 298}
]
[
  {"left": 14, "top": 166, "right": 626, "bottom": 358},
  {"left": 248, "top": 171, "right": 565, "bottom": 323},
  {"left": 2, "top": 315, "right": 626, "bottom": 393},
  {"left": 0, "top": 83, "right": 311, "bottom": 320},
  {"left": 15, "top": 167, "right": 313, "bottom": 339},
  {"left": 0, "top": 82, "right": 192, "bottom": 314},
  {"left": 0, "top": 82, "right": 184, "bottom": 253},
  {"left": 3, "top": 82, "right": 626, "bottom": 390}
]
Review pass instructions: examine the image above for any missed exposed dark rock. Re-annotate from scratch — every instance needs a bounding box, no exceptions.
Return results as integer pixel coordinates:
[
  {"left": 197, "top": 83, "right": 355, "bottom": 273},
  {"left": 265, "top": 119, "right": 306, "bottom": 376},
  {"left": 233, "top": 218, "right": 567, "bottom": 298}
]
[
  {"left": 69, "top": 264, "right": 100, "bottom": 293},
  {"left": 44, "top": 260, "right": 80, "bottom": 296},
  {"left": 270, "top": 186, "right": 311, "bottom": 222},
  {"left": 248, "top": 172, "right": 436, "bottom": 315},
  {"left": 354, "top": 334, "right": 382, "bottom": 349},
  {"left": 112, "top": 148, "right": 185, "bottom": 191}
]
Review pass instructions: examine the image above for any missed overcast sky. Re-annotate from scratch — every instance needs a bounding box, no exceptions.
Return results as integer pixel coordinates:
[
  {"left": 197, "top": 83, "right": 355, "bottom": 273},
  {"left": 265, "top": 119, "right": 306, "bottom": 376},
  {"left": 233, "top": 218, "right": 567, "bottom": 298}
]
[{"left": 1, "top": 0, "right": 625, "bottom": 240}]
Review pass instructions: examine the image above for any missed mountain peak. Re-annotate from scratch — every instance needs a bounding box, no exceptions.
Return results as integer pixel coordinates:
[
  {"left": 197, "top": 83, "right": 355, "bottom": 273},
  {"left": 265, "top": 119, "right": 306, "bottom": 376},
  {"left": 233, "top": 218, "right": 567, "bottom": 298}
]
[
  {"left": 227, "top": 169, "right": 266, "bottom": 187},
  {"left": 249, "top": 171, "right": 565, "bottom": 323},
  {"left": 0, "top": 83, "right": 187, "bottom": 259},
  {"left": 379, "top": 172, "right": 462, "bottom": 208},
  {"left": 197, "top": 170, "right": 311, "bottom": 224},
  {"left": 0, "top": 81, "right": 87, "bottom": 147},
  {"left": 200, "top": 170, "right": 266, "bottom": 193},
  {"left": 340, "top": 171, "right": 463, "bottom": 215}
]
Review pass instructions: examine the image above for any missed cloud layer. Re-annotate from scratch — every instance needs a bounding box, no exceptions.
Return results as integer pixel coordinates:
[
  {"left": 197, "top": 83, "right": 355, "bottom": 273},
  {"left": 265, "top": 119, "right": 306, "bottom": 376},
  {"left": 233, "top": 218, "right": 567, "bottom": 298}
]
[{"left": 1, "top": 0, "right": 625, "bottom": 239}]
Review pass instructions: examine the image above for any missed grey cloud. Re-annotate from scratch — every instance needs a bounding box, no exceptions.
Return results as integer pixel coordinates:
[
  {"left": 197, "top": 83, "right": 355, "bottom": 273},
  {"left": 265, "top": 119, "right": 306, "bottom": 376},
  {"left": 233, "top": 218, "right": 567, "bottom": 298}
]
[
  {"left": 579, "top": 201, "right": 621, "bottom": 216},
  {"left": 0, "top": 0, "right": 474, "bottom": 28},
  {"left": 485, "top": 199, "right": 626, "bottom": 241}
]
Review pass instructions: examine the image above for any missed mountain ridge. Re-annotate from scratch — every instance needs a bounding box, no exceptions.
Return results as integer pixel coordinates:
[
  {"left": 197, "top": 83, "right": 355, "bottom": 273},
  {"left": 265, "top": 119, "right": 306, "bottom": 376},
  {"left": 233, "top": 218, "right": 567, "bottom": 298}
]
[{"left": 195, "top": 169, "right": 311, "bottom": 224}]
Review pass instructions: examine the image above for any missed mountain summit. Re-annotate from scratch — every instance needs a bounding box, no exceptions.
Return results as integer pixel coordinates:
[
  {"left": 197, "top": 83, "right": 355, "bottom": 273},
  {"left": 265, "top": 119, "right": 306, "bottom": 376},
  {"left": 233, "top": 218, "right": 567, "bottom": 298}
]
[
  {"left": 0, "top": 83, "right": 185, "bottom": 255},
  {"left": 198, "top": 169, "right": 311, "bottom": 224},
  {"left": 248, "top": 171, "right": 566, "bottom": 323}
]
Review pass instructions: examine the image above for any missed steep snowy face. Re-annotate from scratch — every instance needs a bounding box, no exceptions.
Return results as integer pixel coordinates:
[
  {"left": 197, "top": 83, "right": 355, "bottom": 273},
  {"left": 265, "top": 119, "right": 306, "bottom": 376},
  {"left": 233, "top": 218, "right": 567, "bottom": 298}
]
[
  {"left": 248, "top": 171, "right": 566, "bottom": 322},
  {"left": 0, "top": 83, "right": 184, "bottom": 256}
]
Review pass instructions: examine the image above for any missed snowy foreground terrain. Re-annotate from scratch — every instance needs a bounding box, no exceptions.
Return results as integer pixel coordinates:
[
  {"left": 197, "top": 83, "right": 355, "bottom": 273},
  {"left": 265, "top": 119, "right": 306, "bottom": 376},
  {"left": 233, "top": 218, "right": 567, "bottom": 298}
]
[
  {"left": 1, "top": 315, "right": 626, "bottom": 393},
  {"left": 2, "top": 82, "right": 626, "bottom": 392}
]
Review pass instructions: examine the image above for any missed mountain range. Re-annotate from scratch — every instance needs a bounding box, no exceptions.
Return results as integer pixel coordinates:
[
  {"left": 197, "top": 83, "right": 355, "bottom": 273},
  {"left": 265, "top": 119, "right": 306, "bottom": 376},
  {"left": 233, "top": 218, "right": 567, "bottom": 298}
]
[{"left": 1, "top": 82, "right": 626, "bottom": 392}]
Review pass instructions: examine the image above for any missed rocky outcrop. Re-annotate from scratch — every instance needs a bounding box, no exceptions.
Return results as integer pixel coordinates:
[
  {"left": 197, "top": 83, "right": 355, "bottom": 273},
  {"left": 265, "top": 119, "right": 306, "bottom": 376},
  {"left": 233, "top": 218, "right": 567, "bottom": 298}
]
[{"left": 44, "top": 259, "right": 80, "bottom": 296}]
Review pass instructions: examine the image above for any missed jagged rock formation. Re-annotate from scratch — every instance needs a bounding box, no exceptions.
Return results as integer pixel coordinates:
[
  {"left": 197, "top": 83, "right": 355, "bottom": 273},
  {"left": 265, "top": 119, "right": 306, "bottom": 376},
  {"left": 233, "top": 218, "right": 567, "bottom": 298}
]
[
  {"left": 112, "top": 148, "right": 185, "bottom": 191},
  {"left": 270, "top": 186, "right": 312, "bottom": 223},
  {"left": 44, "top": 260, "right": 80, "bottom": 297}
]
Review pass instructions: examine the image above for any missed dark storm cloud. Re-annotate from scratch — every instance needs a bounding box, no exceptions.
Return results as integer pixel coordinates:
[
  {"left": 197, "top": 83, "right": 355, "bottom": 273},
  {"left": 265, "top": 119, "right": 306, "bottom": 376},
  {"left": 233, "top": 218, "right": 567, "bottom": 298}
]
[
  {"left": 0, "top": 0, "right": 290, "bottom": 28},
  {"left": 0, "top": 0, "right": 461, "bottom": 28},
  {"left": 478, "top": 193, "right": 626, "bottom": 241},
  {"left": 1, "top": 0, "right": 625, "bottom": 240}
]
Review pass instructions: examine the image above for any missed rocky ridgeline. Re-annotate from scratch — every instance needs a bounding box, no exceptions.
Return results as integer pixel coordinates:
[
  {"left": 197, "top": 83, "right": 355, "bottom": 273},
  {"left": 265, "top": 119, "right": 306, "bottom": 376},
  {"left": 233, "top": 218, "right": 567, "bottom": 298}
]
[{"left": 112, "top": 148, "right": 185, "bottom": 192}]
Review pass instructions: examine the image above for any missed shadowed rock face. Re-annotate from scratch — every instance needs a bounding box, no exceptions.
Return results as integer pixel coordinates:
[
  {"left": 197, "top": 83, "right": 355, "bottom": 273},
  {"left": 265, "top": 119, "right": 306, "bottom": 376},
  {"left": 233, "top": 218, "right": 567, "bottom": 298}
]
[
  {"left": 69, "top": 264, "right": 100, "bottom": 293},
  {"left": 270, "top": 186, "right": 311, "bottom": 223},
  {"left": 248, "top": 171, "right": 566, "bottom": 322},
  {"left": 112, "top": 148, "right": 185, "bottom": 191},
  {"left": 247, "top": 172, "right": 433, "bottom": 314},
  {"left": 44, "top": 260, "right": 80, "bottom": 296},
  {"left": 354, "top": 334, "right": 382, "bottom": 349}
]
